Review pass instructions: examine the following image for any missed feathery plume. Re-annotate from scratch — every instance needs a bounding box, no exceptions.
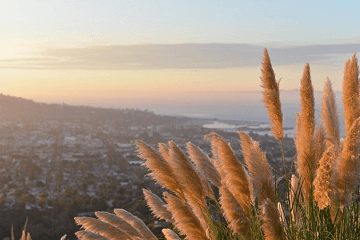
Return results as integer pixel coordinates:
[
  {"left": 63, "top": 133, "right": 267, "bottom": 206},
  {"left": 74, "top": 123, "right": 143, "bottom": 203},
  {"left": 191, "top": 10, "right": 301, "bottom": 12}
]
[
  {"left": 321, "top": 78, "right": 340, "bottom": 150},
  {"left": 333, "top": 117, "right": 360, "bottom": 206},
  {"left": 313, "top": 145, "right": 334, "bottom": 210},
  {"left": 277, "top": 202, "right": 286, "bottom": 227},
  {"left": 163, "top": 192, "right": 207, "bottom": 240},
  {"left": 11, "top": 225, "right": 14, "bottom": 240},
  {"left": 21, "top": 230, "right": 26, "bottom": 240},
  {"left": 294, "top": 113, "right": 301, "bottom": 153},
  {"left": 212, "top": 155, "right": 226, "bottom": 181},
  {"left": 219, "top": 185, "right": 251, "bottom": 239},
  {"left": 260, "top": 198, "right": 284, "bottom": 240},
  {"left": 143, "top": 189, "right": 173, "bottom": 223},
  {"left": 260, "top": 48, "right": 283, "bottom": 141},
  {"left": 167, "top": 141, "right": 210, "bottom": 235},
  {"left": 21, "top": 218, "right": 28, "bottom": 240},
  {"left": 239, "top": 131, "right": 276, "bottom": 204},
  {"left": 245, "top": 169, "right": 256, "bottom": 203},
  {"left": 95, "top": 211, "right": 145, "bottom": 240},
  {"left": 74, "top": 217, "right": 132, "bottom": 240},
  {"left": 136, "top": 140, "right": 185, "bottom": 200},
  {"left": 342, "top": 53, "right": 359, "bottom": 136},
  {"left": 297, "top": 63, "right": 316, "bottom": 202},
  {"left": 168, "top": 141, "right": 205, "bottom": 201},
  {"left": 290, "top": 174, "right": 299, "bottom": 221},
  {"left": 299, "top": 63, "right": 315, "bottom": 135},
  {"left": 158, "top": 143, "right": 172, "bottom": 163},
  {"left": 75, "top": 230, "right": 108, "bottom": 240},
  {"left": 113, "top": 209, "right": 157, "bottom": 240},
  {"left": 205, "top": 132, "right": 251, "bottom": 218},
  {"left": 187, "top": 142, "right": 222, "bottom": 188},
  {"left": 198, "top": 170, "right": 215, "bottom": 199},
  {"left": 162, "top": 229, "right": 182, "bottom": 240},
  {"left": 312, "top": 125, "right": 326, "bottom": 164}
]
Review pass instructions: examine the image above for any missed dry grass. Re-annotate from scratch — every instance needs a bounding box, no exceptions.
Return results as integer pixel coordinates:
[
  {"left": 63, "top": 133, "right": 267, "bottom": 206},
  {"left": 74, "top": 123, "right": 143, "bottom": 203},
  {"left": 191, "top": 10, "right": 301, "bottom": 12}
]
[
  {"left": 94, "top": 211, "right": 144, "bottom": 240},
  {"left": 75, "top": 231, "right": 109, "bottom": 240},
  {"left": 219, "top": 185, "right": 251, "bottom": 239},
  {"left": 332, "top": 117, "right": 360, "bottom": 206},
  {"left": 342, "top": 54, "right": 359, "bottom": 136},
  {"left": 260, "top": 48, "right": 283, "bottom": 142},
  {"left": 205, "top": 132, "right": 251, "bottom": 219},
  {"left": 136, "top": 140, "right": 185, "bottom": 200},
  {"left": 163, "top": 192, "right": 208, "bottom": 240},
  {"left": 260, "top": 198, "right": 284, "bottom": 240},
  {"left": 143, "top": 189, "right": 173, "bottom": 223},
  {"left": 74, "top": 217, "right": 132, "bottom": 240},
  {"left": 313, "top": 145, "right": 334, "bottom": 210},
  {"left": 162, "top": 229, "right": 181, "bottom": 240},
  {"left": 74, "top": 50, "right": 360, "bottom": 240},
  {"left": 297, "top": 63, "right": 316, "bottom": 203},
  {"left": 113, "top": 209, "right": 157, "bottom": 240},
  {"left": 239, "top": 131, "right": 276, "bottom": 205},
  {"left": 186, "top": 142, "right": 222, "bottom": 188},
  {"left": 322, "top": 78, "right": 341, "bottom": 150}
]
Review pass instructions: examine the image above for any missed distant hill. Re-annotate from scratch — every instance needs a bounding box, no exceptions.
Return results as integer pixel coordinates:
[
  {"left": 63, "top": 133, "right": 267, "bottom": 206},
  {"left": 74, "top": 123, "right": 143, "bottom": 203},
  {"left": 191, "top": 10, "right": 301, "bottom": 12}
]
[{"left": 0, "top": 94, "right": 183, "bottom": 126}]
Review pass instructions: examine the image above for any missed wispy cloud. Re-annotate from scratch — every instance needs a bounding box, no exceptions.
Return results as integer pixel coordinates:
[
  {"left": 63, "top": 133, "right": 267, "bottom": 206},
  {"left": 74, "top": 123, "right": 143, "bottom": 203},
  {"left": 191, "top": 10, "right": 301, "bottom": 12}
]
[{"left": 2, "top": 43, "right": 360, "bottom": 70}]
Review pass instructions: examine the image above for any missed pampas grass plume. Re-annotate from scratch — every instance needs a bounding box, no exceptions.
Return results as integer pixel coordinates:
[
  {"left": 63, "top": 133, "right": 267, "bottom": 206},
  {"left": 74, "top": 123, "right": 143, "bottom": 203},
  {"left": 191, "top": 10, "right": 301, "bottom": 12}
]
[
  {"left": 312, "top": 125, "right": 326, "bottom": 164},
  {"left": 136, "top": 140, "right": 185, "bottom": 200},
  {"left": 290, "top": 174, "right": 299, "bottom": 221},
  {"left": 313, "top": 145, "right": 334, "bottom": 210},
  {"left": 205, "top": 132, "right": 251, "bottom": 218},
  {"left": 75, "top": 230, "right": 109, "bottom": 240},
  {"left": 239, "top": 131, "right": 276, "bottom": 204},
  {"left": 168, "top": 141, "right": 209, "bottom": 221},
  {"left": 163, "top": 192, "right": 208, "bottom": 240},
  {"left": 95, "top": 211, "right": 144, "bottom": 240},
  {"left": 26, "top": 233, "right": 31, "bottom": 240},
  {"left": 143, "top": 189, "right": 173, "bottom": 223},
  {"left": 113, "top": 209, "right": 157, "bottom": 240},
  {"left": 297, "top": 63, "right": 316, "bottom": 202},
  {"left": 260, "top": 48, "right": 283, "bottom": 141},
  {"left": 168, "top": 141, "right": 205, "bottom": 201},
  {"left": 333, "top": 117, "right": 360, "bottom": 206},
  {"left": 74, "top": 217, "right": 132, "bottom": 240},
  {"left": 219, "top": 185, "right": 251, "bottom": 239},
  {"left": 186, "top": 142, "right": 222, "bottom": 188},
  {"left": 277, "top": 202, "right": 286, "bottom": 228},
  {"left": 162, "top": 229, "right": 182, "bottom": 240},
  {"left": 260, "top": 198, "right": 284, "bottom": 240},
  {"left": 294, "top": 113, "right": 301, "bottom": 153},
  {"left": 342, "top": 54, "right": 359, "bottom": 136},
  {"left": 322, "top": 78, "right": 340, "bottom": 150},
  {"left": 198, "top": 171, "right": 216, "bottom": 199},
  {"left": 158, "top": 143, "right": 172, "bottom": 163}
]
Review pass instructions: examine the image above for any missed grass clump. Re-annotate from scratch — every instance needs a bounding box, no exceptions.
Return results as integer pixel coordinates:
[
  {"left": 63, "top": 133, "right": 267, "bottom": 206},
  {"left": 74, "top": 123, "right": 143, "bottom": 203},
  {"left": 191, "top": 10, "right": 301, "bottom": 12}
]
[{"left": 75, "top": 49, "right": 360, "bottom": 240}]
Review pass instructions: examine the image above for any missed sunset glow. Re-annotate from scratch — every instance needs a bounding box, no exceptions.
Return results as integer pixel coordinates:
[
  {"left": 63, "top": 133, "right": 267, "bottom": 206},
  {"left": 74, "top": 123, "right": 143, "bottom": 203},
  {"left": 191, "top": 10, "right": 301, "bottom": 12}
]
[{"left": 1, "top": 0, "right": 360, "bottom": 107}]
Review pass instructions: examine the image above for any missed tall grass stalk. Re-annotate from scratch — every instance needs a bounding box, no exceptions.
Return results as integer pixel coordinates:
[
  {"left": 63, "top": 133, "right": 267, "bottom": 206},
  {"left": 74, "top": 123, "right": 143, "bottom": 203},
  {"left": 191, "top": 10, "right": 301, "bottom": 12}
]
[{"left": 75, "top": 50, "right": 360, "bottom": 240}]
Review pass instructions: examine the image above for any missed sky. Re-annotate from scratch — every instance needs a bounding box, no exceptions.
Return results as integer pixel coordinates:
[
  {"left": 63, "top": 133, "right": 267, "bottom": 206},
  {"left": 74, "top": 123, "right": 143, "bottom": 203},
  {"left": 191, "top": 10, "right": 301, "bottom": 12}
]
[{"left": 1, "top": 0, "right": 360, "bottom": 108}]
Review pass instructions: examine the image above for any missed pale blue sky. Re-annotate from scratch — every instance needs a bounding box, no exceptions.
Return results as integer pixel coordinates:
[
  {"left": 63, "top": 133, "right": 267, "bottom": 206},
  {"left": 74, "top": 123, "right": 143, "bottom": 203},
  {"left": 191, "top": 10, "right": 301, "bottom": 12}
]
[
  {"left": 2, "top": 0, "right": 360, "bottom": 47},
  {"left": 1, "top": 0, "right": 360, "bottom": 104}
]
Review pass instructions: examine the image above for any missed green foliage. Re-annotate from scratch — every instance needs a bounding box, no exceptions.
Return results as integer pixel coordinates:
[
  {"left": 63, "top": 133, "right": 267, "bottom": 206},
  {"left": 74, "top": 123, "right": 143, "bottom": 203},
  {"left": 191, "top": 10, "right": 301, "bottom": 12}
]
[{"left": 282, "top": 188, "right": 360, "bottom": 240}]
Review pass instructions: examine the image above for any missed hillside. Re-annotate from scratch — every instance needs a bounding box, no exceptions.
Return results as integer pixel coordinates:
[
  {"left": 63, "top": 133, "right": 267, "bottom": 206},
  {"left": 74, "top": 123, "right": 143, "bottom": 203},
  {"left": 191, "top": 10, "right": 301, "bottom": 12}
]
[{"left": 0, "top": 94, "right": 185, "bottom": 126}]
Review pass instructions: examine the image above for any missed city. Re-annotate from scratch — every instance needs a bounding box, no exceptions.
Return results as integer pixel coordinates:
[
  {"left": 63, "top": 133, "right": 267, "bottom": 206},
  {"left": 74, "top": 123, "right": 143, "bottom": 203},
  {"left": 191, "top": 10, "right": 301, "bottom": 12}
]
[{"left": 0, "top": 94, "right": 295, "bottom": 239}]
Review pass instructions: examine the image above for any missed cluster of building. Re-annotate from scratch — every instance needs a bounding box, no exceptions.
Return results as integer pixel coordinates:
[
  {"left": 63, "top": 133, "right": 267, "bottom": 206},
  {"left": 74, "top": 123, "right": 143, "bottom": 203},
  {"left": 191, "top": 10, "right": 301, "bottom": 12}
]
[{"left": 0, "top": 117, "right": 295, "bottom": 212}]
